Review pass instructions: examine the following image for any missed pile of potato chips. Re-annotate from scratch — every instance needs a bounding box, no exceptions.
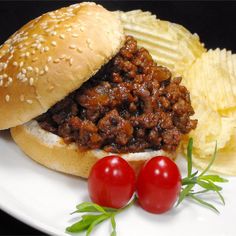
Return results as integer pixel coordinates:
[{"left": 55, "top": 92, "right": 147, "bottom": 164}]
[{"left": 119, "top": 10, "right": 236, "bottom": 175}]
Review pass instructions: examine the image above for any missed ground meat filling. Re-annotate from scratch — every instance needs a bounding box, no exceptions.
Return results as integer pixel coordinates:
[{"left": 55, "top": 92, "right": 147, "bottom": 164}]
[{"left": 37, "top": 36, "right": 197, "bottom": 153}]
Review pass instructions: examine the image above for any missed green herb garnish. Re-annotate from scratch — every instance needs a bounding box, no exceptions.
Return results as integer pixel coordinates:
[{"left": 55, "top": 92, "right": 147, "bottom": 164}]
[
  {"left": 66, "top": 196, "right": 136, "bottom": 235},
  {"left": 66, "top": 138, "right": 228, "bottom": 235},
  {"left": 177, "top": 138, "right": 228, "bottom": 212}
]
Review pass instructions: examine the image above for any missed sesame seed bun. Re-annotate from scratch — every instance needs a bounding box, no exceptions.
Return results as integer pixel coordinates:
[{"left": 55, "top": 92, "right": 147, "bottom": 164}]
[
  {"left": 10, "top": 120, "right": 175, "bottom": 178},
  {"left": 0, "top": 2, "right": 124, "bottom": 130}
]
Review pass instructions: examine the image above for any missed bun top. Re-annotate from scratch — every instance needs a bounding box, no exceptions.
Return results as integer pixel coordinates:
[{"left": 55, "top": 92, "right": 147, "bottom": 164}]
[{"left": 0, "top": 2, "right": 124, "bottom": 130}]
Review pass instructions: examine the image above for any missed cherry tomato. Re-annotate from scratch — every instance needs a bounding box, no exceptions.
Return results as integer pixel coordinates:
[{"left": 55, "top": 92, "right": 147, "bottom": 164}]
[
  {"left": 88, "top": 155, "right": 136, "bottom": 209},
  {"left": 136, "top": 156, "right": 181, "bottom": 214}
]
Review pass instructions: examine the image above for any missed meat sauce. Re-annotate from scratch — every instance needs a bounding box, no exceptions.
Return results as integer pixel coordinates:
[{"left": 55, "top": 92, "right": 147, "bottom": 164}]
[{"left": 37, "top": 36, "right": 197, "bottom": 153}]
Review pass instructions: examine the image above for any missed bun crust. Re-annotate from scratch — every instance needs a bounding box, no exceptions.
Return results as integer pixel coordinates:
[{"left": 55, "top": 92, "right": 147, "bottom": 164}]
[
  {"left": 10, "top": 121, "right": 176, "bottom": 178},
  {"left": 0, "top": 2, "right": 124, "bottom": 130}
]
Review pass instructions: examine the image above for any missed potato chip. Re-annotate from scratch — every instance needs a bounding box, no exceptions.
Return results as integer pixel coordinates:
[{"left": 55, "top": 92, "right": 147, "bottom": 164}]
[
  {"left": 118, "top": 10, "right": 157, "bottom": 25},
  {"left": 183, "top": 119, "right": 236, "bottom": 175},
  {"left": 183, "top": 49, "right": 236, "bottom": 111},
  {"left": 182, "top": 49, "right": 236, "bottom": 175},
  {"left": 118, "top": 10, "right": 206, "bottom": 76},
  {"left": 182, "top": 100, "right": 236, "bottom": 154},
  {"left": 192, "top": 132, "right": 236, "bottom": 176}
]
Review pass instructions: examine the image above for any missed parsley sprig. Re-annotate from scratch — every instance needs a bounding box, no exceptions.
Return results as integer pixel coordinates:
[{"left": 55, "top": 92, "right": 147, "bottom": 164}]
[
  {"left": 66, "top": 196, "right": 136, "bottom": 236},
  {"left": 177, "top": 138, "right": 228, "bottom": 212}
]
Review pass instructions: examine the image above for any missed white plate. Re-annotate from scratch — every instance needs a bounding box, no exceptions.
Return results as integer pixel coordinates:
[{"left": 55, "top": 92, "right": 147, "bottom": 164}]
[{"left": 0, "top": 130, "right": 235, "bottom": 236}]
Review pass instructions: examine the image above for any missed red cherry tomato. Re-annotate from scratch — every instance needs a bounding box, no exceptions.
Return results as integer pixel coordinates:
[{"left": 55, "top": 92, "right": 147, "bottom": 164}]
[
  {"left": 88, "top": 155, "right": 136, "bottom": 209},
  {"left": 137, "top": 156, "right": 181, "bottom": 214}
]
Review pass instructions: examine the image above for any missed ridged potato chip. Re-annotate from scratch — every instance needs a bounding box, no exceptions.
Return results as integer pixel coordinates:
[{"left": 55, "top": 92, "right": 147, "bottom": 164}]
[
  {"left": 119, "top": 10, "right": 157, "bottom": 24},
  {"left": 192, "top": 132, "right": 236, "bottom": 176},
  {"left": 118, "top": 10, "right": 206, "bottom": 76},
  {"left": 182, "top": 49, "right": 236, "bottom": 175},
  {"left": 183, "top": 49, "right": 236, "bottom": 111},
  {"left": 183, "top": 100, "right": 235, "bottom": 151}
]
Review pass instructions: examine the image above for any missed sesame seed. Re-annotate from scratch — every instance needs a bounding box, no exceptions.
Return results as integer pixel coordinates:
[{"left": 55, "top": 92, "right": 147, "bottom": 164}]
[
  {"left": 72, "top": 33, "right": 79, "bottom": 38},
  {"left": 0, "top": 80, "right": 3, "bottom": 86},
  {"left": 59, "top": 55, "right": 66, "bottom": 60},
  {"left": 69, "top": 58, "right": 73, "bottom": 66},
  {"left": 32, "top": 58, "right": 38, "bottom": 62},
  {"left": 80, "top": 26, "right": 85, "bottom": 32},
  {"left": 22, "top": 36, "right": 28, "bottom": 41},
  {"left": 19, "top": 62, "right": 24, "bottom": 67},
  {"left": 5, "top": 95, "right": 10, "bottom": 102},
  {"left": 59, "top": 34, "right": 65, "bottom": 39},
  {"left": 20, "top": 95, "right": 25, "bottom": 102},
  {"left": 50, "top": 31, "right": 57, "bottom": 36},
  {"left": 44, "top": 46, "right": 49, "bottom": 52},
  {"left": 40, "top": 48, "right": 45, "bottom": 53},
  {"left": 13, "top": 62, "right": 18, "bottom": 67},
  {"left": 8, "top": 77, "right": 13, "bottom": 83},
  {"left": 69, "top": 45, "right": 76, "bottom": 49},
  {"left": 31, "top": 50, "right": 36, "bottom": 55},
  {"left": 47, "top": 56, "right": 52, "bottom": 62},
  {"left": 44, "top": 65, "right": 49, "bottom": 72},
  {"left": 3, "top": 74, "right": 7, "bottom": 78},
  {"left": 66, "top": 28, "right": 72, "bottom": 32},
  {"left": 22, "top": 77, "right": 28, "bottom": 83},
  {"left": 26, "top": 99, "right": 33, "bottom": 104},
  {"left": 16, "top": 73, "right": 21, "bottom": 80},
  {"left": 39, "top": 70, "right": 44, "bottom": 75},
  {"left": 51, "top": 41, "right": 57, "bottom": 47},
  {"left": 0, "top": 64, "right": 4, "bottom": 71},
  {"left": 27, "top": 66, "right": 33, "bottom": 71},
  {"left": 25, "top": 52, "right": 30, "bottom": 57},
  {"left": 35, "top": 67, "right": 39, "bottom": 74},
  {"left": 53, "top": 59, "right": 60, "bottom": 63},
  {"left": 22, "top": 68, "right": 27, "bottom": 74},
  {"left": 29, "top": 78, "right": 34, "bottom": 85}
]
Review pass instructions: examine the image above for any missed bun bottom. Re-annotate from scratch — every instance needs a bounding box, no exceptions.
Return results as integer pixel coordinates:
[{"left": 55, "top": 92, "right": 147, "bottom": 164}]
[{"left": 10, "top": 121, "right": 176, "bottom": 178}]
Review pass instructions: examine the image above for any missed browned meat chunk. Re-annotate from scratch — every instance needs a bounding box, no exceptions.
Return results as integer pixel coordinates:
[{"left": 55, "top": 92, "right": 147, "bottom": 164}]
[{"left": 98, "top": 109, "right": 133, "bottom": 146}]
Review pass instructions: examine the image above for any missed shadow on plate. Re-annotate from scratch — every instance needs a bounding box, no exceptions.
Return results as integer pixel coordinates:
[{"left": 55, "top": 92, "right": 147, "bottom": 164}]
[{"left": 0, "top": 129, "right": 13, "bottom": 143}]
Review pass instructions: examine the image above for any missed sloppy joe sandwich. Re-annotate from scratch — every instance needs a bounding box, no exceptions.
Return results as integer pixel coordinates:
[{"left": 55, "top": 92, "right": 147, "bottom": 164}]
[{"left": 0, "top": 2, "right": 197, "bottom": 178}]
